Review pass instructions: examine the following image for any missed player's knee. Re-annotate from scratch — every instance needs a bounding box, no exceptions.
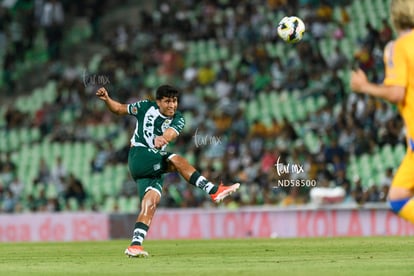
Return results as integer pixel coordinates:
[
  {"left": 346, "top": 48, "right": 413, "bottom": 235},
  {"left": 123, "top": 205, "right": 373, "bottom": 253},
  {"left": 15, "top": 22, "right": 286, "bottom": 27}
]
[
  {"left": 168, "top": 154, "right": 187, "bottom": 166},
  {"left": 388, "top": 197, "right": 410, "bottom": 214},
  {"left": 169, "top": 153, "right": 183, "bottom": 162},
  {"left": 142, "top": 190, "right": 161, "bottom": 206}
]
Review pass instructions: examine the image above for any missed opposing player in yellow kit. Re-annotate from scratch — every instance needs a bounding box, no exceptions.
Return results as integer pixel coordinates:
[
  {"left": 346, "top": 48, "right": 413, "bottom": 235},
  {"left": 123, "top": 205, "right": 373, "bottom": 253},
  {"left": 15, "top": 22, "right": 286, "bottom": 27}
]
[{"left": 350, "top": 0, "right": 414, "bottom": 223}]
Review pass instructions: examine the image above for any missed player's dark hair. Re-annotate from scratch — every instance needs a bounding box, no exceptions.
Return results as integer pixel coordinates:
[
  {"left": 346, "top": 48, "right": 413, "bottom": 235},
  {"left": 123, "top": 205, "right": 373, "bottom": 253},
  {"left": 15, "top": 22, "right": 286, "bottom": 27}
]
[{"left": 156, "top": 85, "right": 179, "bottom": 100}]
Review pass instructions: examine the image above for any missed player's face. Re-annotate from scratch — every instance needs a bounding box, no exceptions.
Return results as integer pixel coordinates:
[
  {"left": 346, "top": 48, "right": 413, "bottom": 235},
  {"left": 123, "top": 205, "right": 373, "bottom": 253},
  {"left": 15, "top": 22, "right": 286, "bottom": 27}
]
[{"left": 157, "top": 96, "right": 178, "bottom": 117}]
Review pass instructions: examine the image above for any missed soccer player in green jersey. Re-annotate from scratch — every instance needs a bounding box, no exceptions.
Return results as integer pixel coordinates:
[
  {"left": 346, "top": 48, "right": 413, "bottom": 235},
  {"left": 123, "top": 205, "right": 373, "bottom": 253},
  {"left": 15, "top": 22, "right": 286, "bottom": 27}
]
[{"left": 96, "top": 85, "right": 240, "bottom": 257}]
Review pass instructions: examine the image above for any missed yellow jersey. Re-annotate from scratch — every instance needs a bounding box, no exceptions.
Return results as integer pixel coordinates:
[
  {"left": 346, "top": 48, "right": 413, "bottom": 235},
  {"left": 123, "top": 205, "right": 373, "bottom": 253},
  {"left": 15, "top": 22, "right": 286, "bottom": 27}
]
[{"left": 383, "top": 29, "right": 414, "bottom": 149}]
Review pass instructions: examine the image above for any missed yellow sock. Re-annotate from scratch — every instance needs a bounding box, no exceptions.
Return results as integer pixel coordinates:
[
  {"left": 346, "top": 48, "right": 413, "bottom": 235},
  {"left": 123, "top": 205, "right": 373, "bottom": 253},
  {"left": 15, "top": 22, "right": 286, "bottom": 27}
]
[{"left": 398, "top": 198, "right": 414, "bottom": 224}]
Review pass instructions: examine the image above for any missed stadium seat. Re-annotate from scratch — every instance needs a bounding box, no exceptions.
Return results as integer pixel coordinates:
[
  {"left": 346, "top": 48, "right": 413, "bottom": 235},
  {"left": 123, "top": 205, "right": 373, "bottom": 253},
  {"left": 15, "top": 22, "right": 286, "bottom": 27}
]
[
  {"left": 118, "top": 196, "right": 130, "bottom": 213},
  {"left": 103, "top": 196, "right": 116, "bottom": 213},
  {"left": 128, "top": 196, "right": 140, "bottom": 213},
  {"left": 339, "top": 38, "right": 353, "bottom": 60},
  {"left": 46, "top": 183, "right": 58, "bottom": 199},
  {"left": 394, "top": 143, "right": 406, "bottom": 163},
  {"left": 246, "top": 99, "right": 260, "bottom": 123},
  {"left": 68, "top": 197, "right": 79, "bottom": 211}
]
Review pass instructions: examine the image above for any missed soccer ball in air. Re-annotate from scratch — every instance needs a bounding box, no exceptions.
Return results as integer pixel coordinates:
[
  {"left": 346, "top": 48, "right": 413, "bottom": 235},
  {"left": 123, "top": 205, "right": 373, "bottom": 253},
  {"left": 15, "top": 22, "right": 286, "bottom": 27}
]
[{"left": 277, "top": 16, "right": 305, "bottom": 43}]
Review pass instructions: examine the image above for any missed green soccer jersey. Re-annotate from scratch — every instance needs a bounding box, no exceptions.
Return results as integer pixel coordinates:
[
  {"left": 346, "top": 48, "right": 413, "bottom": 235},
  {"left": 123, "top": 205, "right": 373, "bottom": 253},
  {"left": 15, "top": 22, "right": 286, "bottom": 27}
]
[{"left": 127, "top": 100, "right": 185, "bottom": 149}]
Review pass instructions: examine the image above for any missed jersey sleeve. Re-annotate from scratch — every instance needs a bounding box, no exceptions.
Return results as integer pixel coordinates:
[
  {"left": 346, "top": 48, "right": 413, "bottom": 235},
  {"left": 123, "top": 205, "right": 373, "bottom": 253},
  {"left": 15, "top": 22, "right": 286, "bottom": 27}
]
[
  {"left": 127, "top": 100, "right": 151, "bottom": 116},
  {"left": 169, "top": 111, "right": 185, "bottom": 135},
  {"left": 383, "top": 40, "right": 407, "bottom": 87}
]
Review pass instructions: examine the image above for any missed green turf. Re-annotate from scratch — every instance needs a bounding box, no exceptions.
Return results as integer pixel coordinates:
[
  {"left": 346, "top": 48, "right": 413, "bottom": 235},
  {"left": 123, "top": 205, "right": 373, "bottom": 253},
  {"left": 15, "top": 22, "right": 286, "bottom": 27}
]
[{"left": 1, "top": 237, "right": 414, "bottom": 275}]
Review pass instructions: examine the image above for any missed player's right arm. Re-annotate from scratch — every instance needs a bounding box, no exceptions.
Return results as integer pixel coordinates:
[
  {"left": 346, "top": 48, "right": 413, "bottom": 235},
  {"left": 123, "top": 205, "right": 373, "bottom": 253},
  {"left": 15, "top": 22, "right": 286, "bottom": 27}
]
[
  {"left": 350, "top": 41, "right": 406, "bottom": 104},
  {"left": 96, "top": 87, "right": 128, "bottom": 115},
  {"left": 350, "top": 69, "right": 405, "bottom": 104}
]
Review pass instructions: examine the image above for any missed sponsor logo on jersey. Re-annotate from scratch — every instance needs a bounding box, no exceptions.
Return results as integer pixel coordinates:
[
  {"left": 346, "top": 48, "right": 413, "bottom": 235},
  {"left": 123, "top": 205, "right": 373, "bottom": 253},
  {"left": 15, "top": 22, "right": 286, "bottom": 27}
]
[
  {"left": 153, "top": 163, "right": 161, "bottom": 171},
  {"left": 161, "top": 119, "right": 171, "bottom": 132}
]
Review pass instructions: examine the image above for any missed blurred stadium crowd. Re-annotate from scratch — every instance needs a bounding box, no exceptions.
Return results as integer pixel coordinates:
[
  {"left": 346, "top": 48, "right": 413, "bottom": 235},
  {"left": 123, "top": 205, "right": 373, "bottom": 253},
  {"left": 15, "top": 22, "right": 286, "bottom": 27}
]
[{"left": 0, "top": 0, "right": 405, "bottom": 213}]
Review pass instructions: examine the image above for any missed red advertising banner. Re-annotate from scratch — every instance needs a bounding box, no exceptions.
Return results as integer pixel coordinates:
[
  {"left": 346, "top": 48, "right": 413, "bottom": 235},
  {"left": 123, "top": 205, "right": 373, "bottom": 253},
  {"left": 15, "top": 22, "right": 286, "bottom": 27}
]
[
  {"left": 0, "top": 212, "right": 109, "bottom": 242},
  {"left": 2, "top": 207, "right": 413, "bottom": 242},
  {"left": 147, "top": 207, "right": 414, "bottom": 239}
]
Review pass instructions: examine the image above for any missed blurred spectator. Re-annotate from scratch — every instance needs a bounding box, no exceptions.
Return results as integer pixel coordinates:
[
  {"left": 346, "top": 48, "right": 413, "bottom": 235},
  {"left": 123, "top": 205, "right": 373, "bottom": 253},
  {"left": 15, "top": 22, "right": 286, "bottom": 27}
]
[
  {"left": 270, "top": 57, "right": 286, "bottom": 89},
  {"left": 352, "top": 177, "right": 365, "bottom": 204},
  {"left": 40, "top": 0, "right": 65, "bottom": 60},
  {"left": 364, "top": 183, "right": 381, "bottom": 202},
  {"left": 280, "top": 186, "right": 305, "bottom": 207},
  {"left": 197, "top": 62, "right": 216, "bottom": 85},
  {"left": 113, "top": 24, "right": 129, "bottom": 52},
  {"left": 91, "top": 143, "right": 110, "bottom": 173},
  {"left": 2, "top": 152, "right": 17, "bottom": 173},
  {"left": 354, "top": 46, "right": 375, "bottom": 71},
  {"left": 326, "top": 70, "right": 346, "bottom": 104},
  {"left": 64, "top": 173, "right": 87, "bottom": 206},
  {"left": 326, "top": 46, "right": 348, "bottom": 70},
  {"left": 362, "top": 22, "right": 381, "bottom": 52},
  {"left": 34, "top": 157, "right": 51, "bottom": 185},
  {"left": 316, "top": 1, "right": 333, "bottom": 21},
  {"left": 339, "top": 6, "right": 350, "bottom": 25},
  {"left": 183, "top": 61, "right": 198, "bottom": 83},
  {"left": 50, "top": 156, "right": 67, "bottom": 194},
  {"left": 323, "top": 139, "right": 345, "bottom": 164},
  {"left": 26, "top": 194, "right": 37, "bottom": 212},
  {"left": 379, "top": 18, "right": 393, "bottom": 48},
  {"left": 1, "top": 189, "right": 16, "bottom": 213},
  {"left": 119, "top": 172, "right": 138, "bottom": 197},
  {"left": 380, "top": 167, "right": 393, "bottom": 187},
  {"left": 4, "top": 106, "right": 26, "bottom": 129},
  {"left": 36, "top": 188, "right": 49, "bottom": 211},
  {"left": 353, "top": 128, "right": 372, "bottom": 156},
  {"left": 279, "top": 117, "right": 298, "bottom": 141},
  {"left": 215, "top": 72, "right": 233, "bottom": 100},
  {"left": 310, "top": 19, "right": 328, "bottom": 40},
  {"left": 0, "top": 8, "right": 10, "bottom": 56},
  {"left": 378, "top": 118, "right": 404, "bottom": 146},
  {"left": 250, "top": 119, "right": 268, "bottom": 137},
  {"left": 260, "top": 148, "right": 277, "bottom": 174},
  {"left": 111, "top": 142, "right": 130, "bottom": 164},
  {"left": 0, "top": 163, "right": 15, "bottom": 187},
  {"left": 334, "top": 169, "right": 351, "bottom": 196},
  {"left": 8, "top": 12, "right": 24, "bottom": 61},
  {"left": 46, "top": 197, "right": 60, "bottom": 212},
  {"left": 379, "top": 184, "right": 389, "bottom": 202},
  {"left": 9, "top": 177, "right": 24, "bottom": 200}
]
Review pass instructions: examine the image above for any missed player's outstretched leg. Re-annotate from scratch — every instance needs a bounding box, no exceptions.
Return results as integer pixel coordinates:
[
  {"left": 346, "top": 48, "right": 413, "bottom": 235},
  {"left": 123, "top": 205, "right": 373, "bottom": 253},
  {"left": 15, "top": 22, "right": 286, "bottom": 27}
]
[{"left": 168, "top": 154, "right": 241, "bottom": 202}]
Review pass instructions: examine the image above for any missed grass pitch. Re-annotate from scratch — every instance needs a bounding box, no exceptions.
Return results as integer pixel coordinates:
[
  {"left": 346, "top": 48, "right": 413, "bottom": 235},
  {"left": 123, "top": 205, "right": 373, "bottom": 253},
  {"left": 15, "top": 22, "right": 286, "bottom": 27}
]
[{"left": 1, "top": 237, "right": 414, "bottom": 275}]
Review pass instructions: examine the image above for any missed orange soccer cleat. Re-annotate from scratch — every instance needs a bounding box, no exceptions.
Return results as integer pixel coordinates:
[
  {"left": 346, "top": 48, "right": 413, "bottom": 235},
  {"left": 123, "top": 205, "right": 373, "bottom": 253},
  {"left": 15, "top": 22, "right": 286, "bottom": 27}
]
[
  {"left": 124, "top": 245, "right": 149, "bottom": 258},
  {"left": 210, "top": 182, "right": 240, "bottom": 203}
]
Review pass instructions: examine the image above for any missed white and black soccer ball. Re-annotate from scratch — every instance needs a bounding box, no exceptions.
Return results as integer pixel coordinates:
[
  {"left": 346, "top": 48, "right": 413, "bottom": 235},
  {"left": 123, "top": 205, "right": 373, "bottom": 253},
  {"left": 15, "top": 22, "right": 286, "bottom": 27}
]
[{"left": 277, "top": 16, "right": 305, "bottom": 43}]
